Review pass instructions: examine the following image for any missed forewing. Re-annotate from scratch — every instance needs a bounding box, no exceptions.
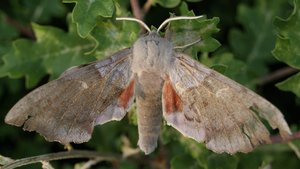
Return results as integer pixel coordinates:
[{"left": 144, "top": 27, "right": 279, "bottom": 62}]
[
  {"left": 5, "top": 48, "right": 135, "bottom": 144},
  {"left": 163, "top": 53, "right": 291, "bottom": 154}
]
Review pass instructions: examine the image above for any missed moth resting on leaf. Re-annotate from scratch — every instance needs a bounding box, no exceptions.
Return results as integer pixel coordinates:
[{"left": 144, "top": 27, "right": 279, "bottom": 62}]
[{"left": 5, "top": 16, "right": 291, "bottom": 155}]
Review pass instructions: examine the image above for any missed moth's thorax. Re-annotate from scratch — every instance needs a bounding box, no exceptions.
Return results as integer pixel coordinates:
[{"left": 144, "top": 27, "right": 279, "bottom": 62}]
[{"left": 131, "top": 32, "right": 174, "bottom": 77}]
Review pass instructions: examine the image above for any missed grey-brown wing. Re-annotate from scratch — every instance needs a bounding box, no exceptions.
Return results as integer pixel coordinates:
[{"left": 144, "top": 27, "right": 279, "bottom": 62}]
[
  {"left": 163, "top": 53, "right": 291, "bottom": 154},
  {"left": 5, "top": 48, "right": 135, "bottom": 144}
]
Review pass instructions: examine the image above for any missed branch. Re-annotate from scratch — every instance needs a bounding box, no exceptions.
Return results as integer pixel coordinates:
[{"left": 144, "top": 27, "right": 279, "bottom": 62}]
[
  {"left": 142, "top": 0, "right": 153, "bottom": 14},
  {"left": 130, "top": 0, "right": 143, "bottom": 21},
  {"left": 2, "top": 150, "right": 120, "bottom": 169},
  {"left": 270, "top": 131, "right": 300, "bottom": 144},
  {"left": 5, "top": 16, "right": 35, "bottom": 39},
  {"left": 258, "top": 67, "right": 298, "bottom": 85}
]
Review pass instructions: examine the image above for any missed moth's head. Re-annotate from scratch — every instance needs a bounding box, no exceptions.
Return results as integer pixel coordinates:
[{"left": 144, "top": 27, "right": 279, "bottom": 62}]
[{"left": 116, "top": 16, "right": 203, "bottom": 35}]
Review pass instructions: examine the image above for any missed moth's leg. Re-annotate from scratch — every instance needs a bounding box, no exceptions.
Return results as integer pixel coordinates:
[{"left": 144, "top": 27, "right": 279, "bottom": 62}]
[{"left": 174, "top": 38, "right": 202, "bottom": 50}]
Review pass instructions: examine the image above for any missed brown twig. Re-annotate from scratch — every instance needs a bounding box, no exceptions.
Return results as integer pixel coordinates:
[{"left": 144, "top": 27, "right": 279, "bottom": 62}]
[
  {"left": 130, "top": 0, "right": 152, "bottom": 21},
  {"left": 5, "top": 16, "right": 35, "bottom": 39},
  {"left": 270, "top": 131, "right": 300, "bottom": 144},
  {"left": 258, "top": 67, "right": 299, "bottom": 85},
  {"left": 130, "top": 0, "right": 150, "bottom": 34},
  {"left": 130, "top": 0, "right": 143, "bottom": 21},
  {"left": 142, "top": 0, "right": 153, "bottom": 14},
  {"left": 1, "top": 150, "right": 120, "bottom": 169}
]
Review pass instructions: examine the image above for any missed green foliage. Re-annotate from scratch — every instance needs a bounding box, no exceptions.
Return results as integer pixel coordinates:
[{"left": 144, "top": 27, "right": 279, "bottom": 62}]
[
  {"left": 277, "top": 73, "right": 300, "bottom": 97},
  {"left": 273, "top": 0, "right": 300, "bottom": 97},
  {"left": 0, "top": 12, "right": 18, "bottom": 68},
  {"left": 8, "top": 0, "right": 66, "bottom": 23},
  {"left": 207, "top": 154, "right": 239, "bottom": 169},
  {"left": 167, "top": 3, "right": 220, "bottom": 56},
  {"left": 91, "top": 19, "right": 139, "bottom": 58},
  {"left": 153, "top": 0, "right": 181, "bottom": 8},
  {"left": 63, "top": 0, "right": 115, "bottom": 38},
  {"left": 0, "top": 0, "right": 299, "bottom": 169},
  {"left": 229, "top": 0, "right": 289, "bottom": 79},
  {"left": 153, "top": 0, "right": 202, "bottom": 8},
  {"left": 170, "top": 154, "right": 199, "bottom": 169},
  {"left": 0, "top": 20, "right": 96, "bottom": 88},
  {"left": 200, "top": 52, "right": 251, "bottom": 86}
]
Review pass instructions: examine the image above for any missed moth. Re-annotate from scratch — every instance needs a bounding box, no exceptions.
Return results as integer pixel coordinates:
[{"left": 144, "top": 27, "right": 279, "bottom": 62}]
[{"left": 5, "top": 16, "right": 291, "bottom": 155}]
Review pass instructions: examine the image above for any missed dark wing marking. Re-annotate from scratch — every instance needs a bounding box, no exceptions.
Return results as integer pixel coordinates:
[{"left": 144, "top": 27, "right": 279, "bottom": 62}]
[
  {"left": 163, "top": 53, "right": 291, "bottom": 154},
  {"left": 5, "top": 48, "right": 135, "bottom": 144}
]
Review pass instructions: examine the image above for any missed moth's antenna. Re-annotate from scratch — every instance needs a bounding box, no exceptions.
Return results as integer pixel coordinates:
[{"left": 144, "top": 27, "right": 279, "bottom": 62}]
[
  {"left": 174, "top": 38, "right": 202, "bottom": 49},
  {"left": 116, "top": 17, "right": 151, "bottom": 33},
  {"left": 157, "top": 16, "right": 204, "bottom": 33}
]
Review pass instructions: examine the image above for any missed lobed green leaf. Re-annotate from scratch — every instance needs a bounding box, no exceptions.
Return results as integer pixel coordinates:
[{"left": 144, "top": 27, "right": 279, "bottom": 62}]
[
  {"left": 272, "top": 0, "right": 300, "bottom": 69},
  {"left": 63, "top": 0, "right": 115, "bottom": 38},
  {"left": 0, "top": 18, "right": 96, "bottom": 88},
  {"left": 277, "top": 72, "right": 300, "bottom": 98},
  {"left": 91, "top": 18, "right": 140, "bottom": 59},
  {"left": 273, "top": 0, "right": 300, "bottom": 97},
  {"left": 166, "top": 3, "right": 220, "bottom": 57}
]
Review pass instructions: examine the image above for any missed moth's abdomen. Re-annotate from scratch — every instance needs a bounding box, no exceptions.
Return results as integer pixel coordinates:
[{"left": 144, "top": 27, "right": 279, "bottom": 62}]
[{"left": 135, "top": 72, "right": 163, "bottom": 154}]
